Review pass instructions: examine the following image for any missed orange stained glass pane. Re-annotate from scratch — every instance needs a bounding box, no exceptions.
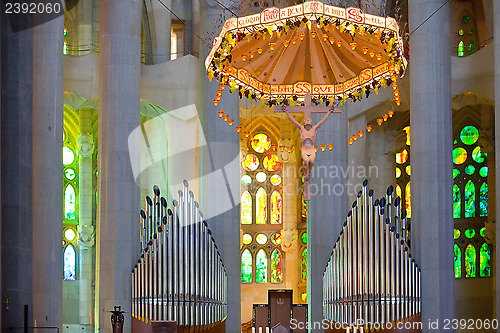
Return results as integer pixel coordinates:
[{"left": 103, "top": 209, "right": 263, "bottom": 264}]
[
  {"left": 251, "top": 133, "right": 272, "bottom": 153},
  {"left": 396, "top": 149, "right": 408, "bottom": 164},
  {"left": 405, "top": 181, "right": 411, "bottom": 218},
  {"left": 242, "top": 154, "right": 259, "bottom": 171},
  {"left": 301, "top": 194, "right": 307, "bottom": 221},
  {"left": 256, "top": 187, "right": 267, "bottom": 224},
  {"left": 403, "top": 126, "right": 410, "bottom": 145},
  {"left": 241, "top": 191, "right": 252, "bottom": 224},
  {"left": 270, "top": 249, "right": 282, "bottom": 283},
  {"left": 395, "top": 184, "right": 402, "bottom": 199},
  {"left": 270, "top": 190, "right": 282, "bottom": 224},
  {"left": 263, "top": 154, "right": 281, "bottom": 171}
]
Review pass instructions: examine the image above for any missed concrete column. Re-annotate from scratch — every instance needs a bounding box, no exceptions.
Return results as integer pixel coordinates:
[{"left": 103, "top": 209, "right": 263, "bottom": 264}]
[
  {"left": 96, "top": 0, "right": 141, "bottom": 330},
  {"left": 199, "top": 2, "right": 241, "bottom": 331},
  {"left": 77, "top": 124, "right": 95, "bottom": 326},
  {"left": 151, "top": 0, "right": 171, "bottom": 63},
  {"left": 1, "top": 16, "right": 33, "bottom": 330},
  {"left": 192, "top": 0, "right": 201, "bottom": 57},
  {"left": 494, "top": 0, "right": 500, "bottom": 324},
  {"left": 409, "top": 0, "right": 455, "bottom": 328},
  {"left": 308, "top": 109, "right": 348, "bottom": 331},
  {"left": 367, "top": 126, "right": 397, "bottom": 199},
  {"left": 32, "top": 12, "right": 64, "bottom": 328}
]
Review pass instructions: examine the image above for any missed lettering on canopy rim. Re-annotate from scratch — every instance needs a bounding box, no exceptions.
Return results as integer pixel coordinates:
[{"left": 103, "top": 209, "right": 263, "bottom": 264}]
[
  {"left": 294, "top": 82, "right": 312, "bottom": 94},
  {"left": 347, "top": 7, "right": 363, "bottom": 23},
  {"left": 261, "top": 8, "right": 280, "bottom": 24},
  {"left": 280, "top": 4, "right": 303, "bottom": 20}
]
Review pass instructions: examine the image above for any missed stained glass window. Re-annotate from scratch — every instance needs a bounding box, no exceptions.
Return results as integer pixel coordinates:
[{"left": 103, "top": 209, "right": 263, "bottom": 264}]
[
  {"left": 454, "top": 229, "right": 460, "bottom": 240},
  {"left": 65, "top": 168, "right": 76, "bottom": 180},
  {"left": 396, "top": 167, "right": 401, "bottom": 178},
  {"left": 479, "top": 182, "right": 488, "bottom": 217},
  {"left": 395, "top": 184, "right": 402, "bottom": 199},
  {"left": 465, "top": 180, "right": 475, "bottom": 217},
  {"left": 468, "top": 41, "right": 474, "bottom": 55},
  {"left": 460, "top": 126, "right": 479, "bottom": 145},
  {"left": 256, "top": 188, "right": 267, "bottom": 224},
  {"left": 263, "top": 155, "right": 281, "bottom": 171},
  {"left": 300, "top": 291, "right": 307, "bottom": 303},
  {"left": 256, "top": 249, "right": 268, "bottom": 283},
  {"left": 271, "top": 233, "right": 281, "bottom": 244},
  {"left": 63, "top": 244, "right": 76, "bottom": 280},
  {"left": 454, "top": 244, "right": 461, "bottom": 278},
  {"left": 472, "top": 146, "right": 486, "bottom": 163},
  {"left": 256, "top": 171, "right": 267, "bottom": 183},
  {"left": 301, "top": 194, "right": 307, "bottom": 222},
  {"left": 480, "top": 227, "right": 486, "bottom": 237},
  {"left": 270, "top": 191, "right": 282, "bottom": 224},
  {"left": 458, "top": 41, "right": 464, "bottom": 56},
  {"left": 453, "top": 147, "right": 467, "bottom": 164},
  {"left": 241, "top": 249, "right": 253, "bottom": 283},
  {"left": 479, "top": 166, "right": 488, "bottom": 177},
  {"left": 63, "top": 147, "right": 75, "bottom": 165},
  {"left": 241, "top": 191, "right": 252, "bottom": 224},
  {"left": 396, "top": 149, "right": 408, "bottom": 164},
  {"left": 464, "top": 165, "right": 475, "bottom": 175},
  {"left": 270, "top": 174, "right": 282, "bottom": 185},
  {"left": 242, "top": 233, "right": 252, "bottom": 245},
  {"left": 64, "top": 228, "right": 76, "bottom": 242},
  {"left": 241, "top": 175, "right": 252, "bottom": 185},
  {"left": 256, "top": 233, "right": 268, "bottom": 244},
  {"left": 301, "top": 248, "right": 307, "bottom": 282},
  {"left": 301, "top": 232, "right": 307, "bottom": 244},
  {"left": 406, "top": 165, "right": 411, "bottom": 176},
  {"left": 453, "top": 169, "right": 460, "bottom": 179},
  {"left": 251, "top": 133, "right": 271, "bottom": 153},
  {"left": 242, "top": 154, "right": 259, "bottom": 171},
  {"left": 465, "top": 228, "right": 475, "bottom": 238},
  {"left": 465, "top": 244, "right": 476, "bottom": 278},
  {"left": 405, "top": 181, "right": 411, "bottom": 218},
  {"left": 453, "top": 185, "right": 461, "bottom": 218},
  {"left": 479, "top": 243, "right": 490, "bottom": 277},
  {"left": 64, "top": 185, "right": 76, "bottom": 219},
  {"left": 270, "top": 249, "right": 282, "bottom": 283}
]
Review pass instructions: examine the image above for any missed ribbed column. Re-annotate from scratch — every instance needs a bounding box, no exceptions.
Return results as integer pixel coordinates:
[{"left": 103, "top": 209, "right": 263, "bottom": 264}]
[
  {"left": 97, "top": 0, "right": 141, "bottom": 330},
  {"left": 308, "top": 110, "right": 347, "bottom": 331},
  {"left": 494, "top": 0, "right": 500, "bottom": 324},
  {"left": 32, "top": 13, "right": 64, "bottom": 328},
  {"left": 1, "top": 16, "right": 33, "bottom": 330},
  {"left": 409, "top": 0, "right": 454, "bottom": 328}
]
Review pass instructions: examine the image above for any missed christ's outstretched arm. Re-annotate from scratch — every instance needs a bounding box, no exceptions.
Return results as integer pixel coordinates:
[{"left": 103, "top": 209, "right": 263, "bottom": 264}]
[
  {"left": 313, "top": 109, "right": 333, "bottom": 130},
  {"left": 282, "top": 106, "right": 303, "bottom": 129}
]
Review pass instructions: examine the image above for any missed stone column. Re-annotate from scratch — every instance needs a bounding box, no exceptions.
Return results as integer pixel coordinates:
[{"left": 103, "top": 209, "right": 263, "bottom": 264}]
[
  {"left": 192, "top": 0, "right": 201, "bottom": 57},
  {"left": 77, "top": 130, "right": 95, "bottom": 326},
  {"left": 1, "top": 15, "right": 33, "bottom": 330},
  {"left": 96, "top": 0, "right": 141, "bottom": 330},
  {"left": 151, "top": 0, "right": 171, "bottom": 63},
  {"left": 199, "top": 2, "right": 241, "bottom": 331},
  {"left": 494, "top": 0, "right": 500, "bottom": 324},
  {"left": 32, "top": 12, "right": 64, "bottom": 328},
  {"left": 409, "top": 0, "right": 455, "bottom": 328},
  {"left": 308, "top": 109, "right": 348, "bottom": 331}
]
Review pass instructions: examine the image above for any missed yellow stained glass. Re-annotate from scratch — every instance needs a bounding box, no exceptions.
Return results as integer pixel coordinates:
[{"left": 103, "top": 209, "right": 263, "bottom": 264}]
[
  {"left": 270, "top": 174, "right": 282, "bottom": 186},
  {"left": 396, "top": 167, "right": 401, "bottom": 178},
  {"left": 270, "top": 190, "right": 282, "bottom": 224},
  {"left": 251, "top": 133, "right": 272, "bottom": 153},
  {"left": 396, "top": 184, "right": 402, "bottom": 199},
  {"left": 242, "top": 154, "right": 259, "bottom": 171},
  {"left": 256, "top": 187, "right": 267, "bottom": 224},
  {"left": 405, "top": 181, "right": 411, "bottom": 218},
  {"left": 263, "top": 154, "right": 281, "bottom": 171},
  {"left": 406, "top": 165, "right": 411, "bottom": 176},
  {"left": 242, "top": 233, "right": 252, "bottom": 244},
  {"left": 396, "top": 149, "right": 408, "bottom": 164},
  {"left": 404, "top": 126, "right": 410, "bottom": 145},
  {"left": 241, "top": 191, "right": 252, "bottom": 224}
]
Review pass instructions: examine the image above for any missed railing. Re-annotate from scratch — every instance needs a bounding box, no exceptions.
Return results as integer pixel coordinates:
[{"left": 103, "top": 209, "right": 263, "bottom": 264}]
[
  {"left": 132, "top": 180, "right": 228, "bottom": 327},
  {"left": 322, "top": 180, "right": 420, "bottom": 327}
]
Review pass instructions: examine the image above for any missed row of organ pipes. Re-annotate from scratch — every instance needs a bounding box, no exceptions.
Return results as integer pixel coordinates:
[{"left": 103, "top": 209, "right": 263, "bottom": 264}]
[
  {"left": 132, "top": 181, "right": 228, "bottom": 326},
  {"left": 323, "top": 180, "right": 421, "bottom": 327}
]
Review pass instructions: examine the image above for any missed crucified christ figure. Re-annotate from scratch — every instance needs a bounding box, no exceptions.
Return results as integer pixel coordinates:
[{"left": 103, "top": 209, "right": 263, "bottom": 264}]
[{"left": 282, "top": 105, "right": 333, "bottom": 183}]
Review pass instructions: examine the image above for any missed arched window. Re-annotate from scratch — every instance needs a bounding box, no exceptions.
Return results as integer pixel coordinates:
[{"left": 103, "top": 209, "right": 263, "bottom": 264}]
[
  {"left": 270, "top": 249, "right": 282, "bottom": 283},
  {"left": 454, "top": 244, "right": 461, "bottom": 278},
  {"left": 64, "top": 185, "right": 76, "bottom": 220},
  {"left": 270, "top": 191, "right": 282, "bottom": 224},
  {"left": 405, "top": 181, "right": 411, "bottom": 218},
  {"left": 395, "top": 127, "right": 411, "bottom": 221},
  {"left": 453, "top": 184, "right": 461, "bottom": 218},
  {"left": 241, "top": 191, "right": 252, "bottom": 224},
  {"left": 241, "top": 249, "right": 253, "bottom": 283},
  {"left": 63, "top": 244, "right": 76, "bottom": 281},
  {"left": 458, "top": 41, "right": 464, "bottom": 56},
  {"left": 256, "top": 187, "right": 267, "bottom": 224},
  {"left": 465, "top": 244, "right": 476, "bottom": 278},
  {"left": 479, "top": 182, "right": 488, "bottom": 217},
  {"left": 301, "top": 248, "right": 307, "bottom": 282},
  {"left": 464, "top": 180, "right": 475, "bottom": 217},
  {"left": 468, "top": 41, "right": 474, "bottom": 55},
  {"left": 479, "top": 243, "right": 490, "bottom": 277},
  {"left": 256, "top": 249, "right": 268, "bottom": 283}
]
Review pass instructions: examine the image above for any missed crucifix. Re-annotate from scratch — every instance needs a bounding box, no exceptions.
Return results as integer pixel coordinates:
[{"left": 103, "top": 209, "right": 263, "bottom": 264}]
[{"left": 275, "top": 94, "right": 341, "bottom": 201}]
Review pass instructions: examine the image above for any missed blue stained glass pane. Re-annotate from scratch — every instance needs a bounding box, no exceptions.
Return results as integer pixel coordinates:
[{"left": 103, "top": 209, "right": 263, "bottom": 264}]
[
  {"left": 453, "top": 185, "right": 461, "bottom": 218},
  {"left": 64, "top": 245, "right": 76, "bottom": 280},
  {"left": 480, "top": 182, "right": 488, "bottom": 216},
  {"left": 465, "top": 180, "right": 475, "bottom": 218}
]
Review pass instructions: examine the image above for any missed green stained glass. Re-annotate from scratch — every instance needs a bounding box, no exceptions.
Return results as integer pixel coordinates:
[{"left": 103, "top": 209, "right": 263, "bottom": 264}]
[
  {"left": 301, "top": 248, "right": 307, "bottom": 282},
  {"left": 454, "top": 244, "right": 461, "bottom": 278},
  {"left": 458, "top": 41, "right": 464, "bottom": 57},
  {"left": 465, "top": 244, "right": 476, "bottom": 278},
  {"left": 454, "top": 139, "right": 458, "bottom": 144},
  {"left": 468, "top": 41, "right": 474, "bottom": 55},
  {"left": 465, "top": 228, "right": 475, "bottom": 238},
  {"left": 480, "top": 227, "right": 486, "bottom": 237},
  {"left": 480, "top": 182, "right": 488, "bottom": 216},
  {"left": 465, "top": 165, "right": 475, "bottom": 175},
  {"left": 453, "top": 169, "right": 460, "bottom": 179},
  {"left": 256, "top": 249, "right": 268, "bottom": 283},
  {"left": 301, "top": 232, "right": 307, "bottom": 244},
  {"left": 270, "top": 249, "right": 282, "bottom": 283},
  {"left": 65, "top": 168, "right": 76, "bottom": 180},
  {"left": 468, "top": 28, "right": 474, "bottom": 35},
  {"left": 465, "top": 180, "right": 475, "bottom": 217},
  {"left": 64, "top": 184, "right": 76, "bottom": 219},
  {"left": 462, "top": 15, "right": 470, "bottom": 23},
  {"left": 453, "top": 185, "right": 461, "bottom": 218},
  {"left": 241, "top": 249, "right": 252, "bottom": 283},
  {"left": 458, "top": 29, "right": 464, "bottom": 36},
  {"left": 480, "top": 243, "right": 491, "bottom": 277},
  {"left": 460, "top": 126, "right": 479, "bottom": 145},
  {"left": 472, "top": 146, "right": 486, "bottom": 163},
  {"left": 453, "top": 147, "right": 467, "bottom": 164},
  {"left": 454, "top": 229, "right": 460, "bottom": 240},
  {"left": 63, "top": 147, "right": 75, "bottom": 165},
  {"left": 479, "top": 166, "right": 488, "bottom": 177}
]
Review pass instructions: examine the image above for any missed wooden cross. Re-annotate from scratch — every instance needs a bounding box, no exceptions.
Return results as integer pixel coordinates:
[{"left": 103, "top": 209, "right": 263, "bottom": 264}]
[
  {"left": 3, "top": 298, "right": 10, "bottom": 311},
  {"left": 273, "top": 94, "right": 342, "bottom": 118}
]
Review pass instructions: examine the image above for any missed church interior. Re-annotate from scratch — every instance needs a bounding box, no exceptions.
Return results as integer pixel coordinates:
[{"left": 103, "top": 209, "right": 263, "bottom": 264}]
[{"left": 1, "top": 0, "right": 499, "bottom": 332}]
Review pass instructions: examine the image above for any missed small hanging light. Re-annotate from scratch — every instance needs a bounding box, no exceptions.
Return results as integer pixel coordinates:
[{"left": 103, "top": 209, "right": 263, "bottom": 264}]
[
  {"left": 369, "top": 51, "right": 375, "bottom": 58},
  {"left": 228, "top": 119, "right": 234, "bottom": 126},
  {"left": 336, "top": 40, "right": 342, "bottom": 47},
  {"left": 362, "top": 46, "right": 369, "bottom": 54},
  {"left": 244, "top": 131, "right": 250, "bottom": 138},
  {"left": 292, "top": 37, "right": 297, "bottom": 45},
  {"left": 271, "top": 144, "right": 277, "bottom": 150},
  {"left": 241, "top": 54, "right": 247, "bottom": 62},
  {"left": 249, "top": 51, "right": 255, "bottom": 59},
  {"left": 213, "top": 98, "right": 219, "bottom": 106},
  {"left": 353, "top": 134, "right": 358, "bottom": 141},
  {"left": 257, "top": 47, "right": 263, "bottom": 55},
  {"left": 388, "top": 110, "right": 394, "bottom": 118},
  {"left": 299, "top": 33, "right": 305, "bottom": 41},
  {"left": 322, "top": 34, "right": 328, "bottom": 41},
  {"left": 377, "top": 118, "right": 383, "bottom": 126},
  {"left": 348, "top": 138, "right": 354, "bottom": 145},
  {"left": 383, "top": 114, "right": 388, "bottom": 121},
  {"left": 320, "top": 144, "right": 326, "bottom": 151},
  {"left": 279, "top": 145, "right": 285, "bottom": 152},
  {"left": 286, "top": 146, "right": 293, "bottom": 153},
  {"left": 269, "top": 42, "right": 275, "bottom": 51},
  {"left": 314, "top": 146, "right": 319, "bottom": 152},
  {"left": 223, "top": 114, "right": 229, "bottom": 122},
  {"left": 236, "top": 126, "right": 242, "bottom": 133},
  {"left": 329, "top": 36, "right": 335, "bottom": 45},
  {"left": 311, "top": 31, "right": 317, "bottom": 38},
  {"left": 350, "top": 42, "right": 357, "bottom": 50},
  {"left": 284, "top": 40, "right": 290, "bottom": 48},
  {"left": 376, "top": 53, "right": 382, "bottom": 61},
  {"left": 358, "top": 130, "right": 364, "bottom": 138},
  {"left": 366, "top": 124, "right": 373, "bottom": 132},
  {"left": 218, "top": 110, "right": 224, "bottom": 117},
  {"left": 328, "top": 143, "right": 334, "bottom": 151}
]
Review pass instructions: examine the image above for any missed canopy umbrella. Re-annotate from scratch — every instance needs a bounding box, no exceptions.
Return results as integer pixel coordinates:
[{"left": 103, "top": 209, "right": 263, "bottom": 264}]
[{"left": 205, "top": 1, "right": 407, "bottom": 107}]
